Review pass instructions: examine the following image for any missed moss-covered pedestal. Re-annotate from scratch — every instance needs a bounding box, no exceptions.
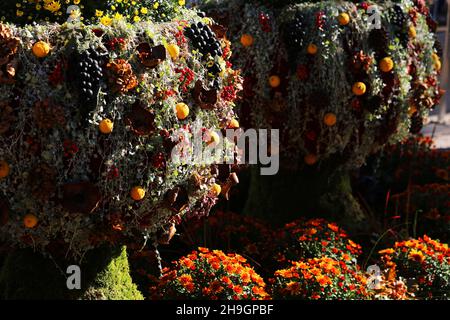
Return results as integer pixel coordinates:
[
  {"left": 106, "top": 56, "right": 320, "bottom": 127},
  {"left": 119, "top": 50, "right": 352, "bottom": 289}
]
[{"left": 0, "top": 246, "right": 143, "bottom": 300}]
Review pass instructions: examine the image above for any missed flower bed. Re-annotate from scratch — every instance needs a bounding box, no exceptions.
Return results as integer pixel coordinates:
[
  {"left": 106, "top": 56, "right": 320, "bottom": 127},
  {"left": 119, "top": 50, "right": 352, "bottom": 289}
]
[
  {"left": 379, "top": 235, "right": 450, "bottom": 299},
  {"left": 151, "top": 247, "right": 269, "bottom": 300},
  {"left": 272, "top": 256, "right": 370, "bottom": 299},
  {"left": 276, "top": 218, "right": 362, "bottom": 266}
]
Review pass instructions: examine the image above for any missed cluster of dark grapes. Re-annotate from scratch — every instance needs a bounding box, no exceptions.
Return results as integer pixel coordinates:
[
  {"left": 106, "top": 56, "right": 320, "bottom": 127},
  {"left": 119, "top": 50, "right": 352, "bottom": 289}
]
[
  {"left": 389, "top": 4, "right": 407, "bottom": 28},
  {"left": 73, "top": 48, "right": 109, "bottom": 106},
  {"left": 283, "top": 13, "right": 307, "bottom": 63},
  {"left": 184, "top": 22, "right": 223, "bottom": 57},
  {"left": 389, "top": 4, "right": 409, "bottom": 46},
  {"left": 184, "top": 22, "right": 223, "bottom": 75}
]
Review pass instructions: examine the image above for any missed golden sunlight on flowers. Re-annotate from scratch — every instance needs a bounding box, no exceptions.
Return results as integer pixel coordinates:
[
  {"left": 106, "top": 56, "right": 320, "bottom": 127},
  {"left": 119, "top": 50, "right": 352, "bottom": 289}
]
[
  {"left": 408, "top": 250, "right": 426, "bottom": 263},
  {"left": 151, "top": 248, "right": 269, "bottom": 300},
  {"left": 44, "top": 1, "right": 61, "bottom": 13}
]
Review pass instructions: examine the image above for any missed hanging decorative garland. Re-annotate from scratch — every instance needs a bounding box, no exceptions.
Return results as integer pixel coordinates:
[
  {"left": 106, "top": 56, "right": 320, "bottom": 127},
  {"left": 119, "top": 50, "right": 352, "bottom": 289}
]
[
  {"left": 0, "top": 9, "right": 242, "bottom": 258},
  {"left": 204, "top": 0, "right": 442, "bottom": 170}
]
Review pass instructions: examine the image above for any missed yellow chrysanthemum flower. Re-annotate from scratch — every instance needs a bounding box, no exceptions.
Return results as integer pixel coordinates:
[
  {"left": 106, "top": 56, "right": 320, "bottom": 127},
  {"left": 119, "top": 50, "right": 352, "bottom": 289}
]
[
  {"left": 133, "top": 15, "right": 140, "bottom": 22},
  {"left": 44, "top": 1, "right": 61, "bottom": 13},
  {"left": 179, "top": 0, "right": 185, "bottom": 6},
  {"left": 95, "top": 10, "right": 104, "bottom": 17},
  {"left": 153, "top": 2, "right": 159, "bottom": 9},
  {"left": 100, "top": 15, "right": 113, "bottom": 26},
  {"left": 73, "top": 0, "right": 80, "bottom": 4},
  {"left": 113, "top": 12, "right": 124, "bottom": 21},
  {"left": 16, "top": 10, "right": 24, "bottom": 17},
  {"left": 140, "top": 7, "right": 148, "bottom": 14}
]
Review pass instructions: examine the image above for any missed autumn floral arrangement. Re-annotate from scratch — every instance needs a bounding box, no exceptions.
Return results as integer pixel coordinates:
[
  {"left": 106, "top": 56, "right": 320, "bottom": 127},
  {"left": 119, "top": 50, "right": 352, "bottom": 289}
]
[
  {"left": 150, "top": 247, "right": 269, "bottom": 300},
  {"left": 202, "top": 0, "right": 441, "bottom": 170},
  {"left": 0, "top": 7, "right": 242, "bottom": 258},
  {"left": 379, "top": 235, "right": 450, "bottom": 299},
  {"left": 276, "top": 218, "right": 362, "bottom": 267},
  {"left": 271, "top": 256, "right": 370, "bottom": 299}
]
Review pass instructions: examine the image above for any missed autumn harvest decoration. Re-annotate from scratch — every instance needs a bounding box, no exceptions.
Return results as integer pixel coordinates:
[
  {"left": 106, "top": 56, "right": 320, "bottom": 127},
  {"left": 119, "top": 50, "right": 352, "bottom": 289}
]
[
  {"left": 0, "top": 5, "right": 242, "bottom": 299},
  {"left": 202, "top": 0, "right": 442, "bottom": 226}
]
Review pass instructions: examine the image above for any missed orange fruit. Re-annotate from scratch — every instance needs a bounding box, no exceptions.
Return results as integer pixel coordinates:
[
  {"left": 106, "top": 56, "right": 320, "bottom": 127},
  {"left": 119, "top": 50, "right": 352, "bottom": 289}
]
[
  {"left": 307, "top": 44, "right": 318, "bottom": 55},
  {"left": 408, "top": 26, "right": 416, "bottom": 38},
  {"left": 32, "top": 41, "right": 51, "bottom": 58},
  {"left": 269, "top": 75, "right": 281, "bottom": 88},
  {"left": 240, "top": 34, "right": 254, "bottom": 47},
  {"left": 380, "top": 57, "right": 394, "bottom": 72},
  {"left": 408, "top": 105, "right": 418, "bottom": 116},
  {"left": 207, "top": 131, "right": 221, "bottom": 146},
  {"left": 211, "top": 183, "right": 221, "bottom": 196},
  {"left": 228, "top": 118, "right": 240, "bottom": 129},
  {"left": 324, "top": 113, "right": 337, "bottom": 127},
  {"left": 176, "top": 102, "right": 189, "bottom": 120},
  {"left": 434, "top": 60, "right": 442, "bottom": 71},
  {"left": 352, "top": 82, "right": 366, "bottom": 96},
  {"left": 338, "top": 13, "right": 350, "bottom": 26},
  {"left": 24, "top": 214, "right": 38, "bottom": 228},
  {"left": 0, "top": 161, "right": 10, "bottom": 179},
  {"left": 130, "top": 186, "right": 146, "bottom": 201},
  {"left": 99, "top": 119, "right": 114, "bottom": 134},
  {"left": 167, "top": 43, "right": 180, "bottom": 60}
]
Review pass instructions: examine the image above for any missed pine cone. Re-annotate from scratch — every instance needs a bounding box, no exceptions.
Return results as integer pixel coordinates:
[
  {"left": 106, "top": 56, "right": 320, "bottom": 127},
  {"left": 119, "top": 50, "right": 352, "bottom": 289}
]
[
  {"left": 106, "top": 59, "right": 138, "bottom": 93},
  {"left": 0, "top": 101, "right": 15, "bottom": 135},
  {"left": 28, "top": 163, "right": 56, "bottom": 201},
  {"left": 0, "top": 24, "right": 20, "bottom": 84},
  {"left": 33, "top": 100, "right": 66, "bottom": 130}
]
